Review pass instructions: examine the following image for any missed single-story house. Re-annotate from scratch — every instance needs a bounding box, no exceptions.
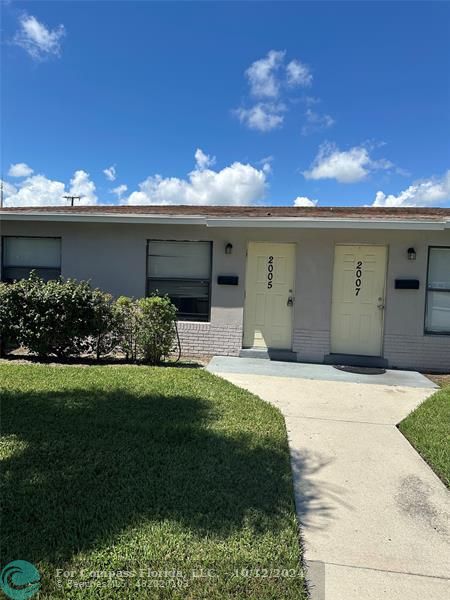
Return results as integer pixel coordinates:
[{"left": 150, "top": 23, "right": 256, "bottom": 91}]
[{"left": 1, "top": 205, "right": 449, "bottom": 371}]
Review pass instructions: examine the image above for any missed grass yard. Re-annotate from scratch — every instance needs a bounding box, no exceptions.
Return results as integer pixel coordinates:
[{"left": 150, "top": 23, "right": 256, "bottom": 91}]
[
  {"left": 0, "top": 364, "right": 306, "bottom": 599},
  {"left": 399, "top": 382, "right": 450, "bottom": 488}
]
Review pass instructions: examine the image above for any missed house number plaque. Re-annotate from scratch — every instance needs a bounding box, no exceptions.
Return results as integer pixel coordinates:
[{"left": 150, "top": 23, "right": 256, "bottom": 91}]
[
  {"left": 355, "top": 260, "right": 363, "bottom": 296},
  {"left": 267, "top": 255, "right": 274, "bottom": 289}
]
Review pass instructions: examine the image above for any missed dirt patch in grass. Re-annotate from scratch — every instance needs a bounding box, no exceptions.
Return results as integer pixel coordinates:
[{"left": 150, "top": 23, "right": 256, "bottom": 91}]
[
  {"left": 425, "top": 374, "right": 450, "bottom": 388},
  {"left": 0, "top": 348, "right": 207, "bottom": 368}
]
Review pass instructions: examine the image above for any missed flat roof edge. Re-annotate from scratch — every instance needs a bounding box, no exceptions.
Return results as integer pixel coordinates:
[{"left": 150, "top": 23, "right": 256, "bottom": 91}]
[
  {"left": 205, "top": 218, "right": 447, "bottom": 230},
  {"left": 0, "top": 211, "right": 448, "bottom": 230},
  {"left": 0, "top": 213, "right": 205, "bottom": 225}
]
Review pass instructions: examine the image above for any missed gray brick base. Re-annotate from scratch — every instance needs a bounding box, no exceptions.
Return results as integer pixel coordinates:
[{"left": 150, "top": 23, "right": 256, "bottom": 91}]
[
  {"left": 176, "top": 322, "right": 242, "bottom": 357},
  {"left": 176, "top": 323, "right": 450, "bottom": 371},
  {"left": 293, "top": 329, "right": 330, "bottom": 362},
  {"left": 384, "top": 334, "right": 450, "bottom": 372}
]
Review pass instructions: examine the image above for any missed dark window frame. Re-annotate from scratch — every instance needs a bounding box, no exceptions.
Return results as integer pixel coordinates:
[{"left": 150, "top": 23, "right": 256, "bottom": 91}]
[
  {"left": 424, "top": 245, "right": 450, "bottom": 336},
  {"left": 146, "top": 239, "right": 213, "bottom": 322},
  {"left": 1, "top": 235, "right": 62, "bottom": 282}
]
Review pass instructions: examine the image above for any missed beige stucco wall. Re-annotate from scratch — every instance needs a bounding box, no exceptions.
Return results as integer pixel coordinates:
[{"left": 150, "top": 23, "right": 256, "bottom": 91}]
[{"left": 1, "top": 218, "right": 449, "bottom": 370}]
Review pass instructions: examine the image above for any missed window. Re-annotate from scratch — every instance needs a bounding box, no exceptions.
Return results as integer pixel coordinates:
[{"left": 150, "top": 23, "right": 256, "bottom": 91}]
[
  {"left": 147, "top": 240, "right": 212, "bottom": 321},
  {"left": 2, "top": 236, "right": 61, "bottom": 282},
  {"left": 425, "top": 247, "right": 450, "bottom": 334}
]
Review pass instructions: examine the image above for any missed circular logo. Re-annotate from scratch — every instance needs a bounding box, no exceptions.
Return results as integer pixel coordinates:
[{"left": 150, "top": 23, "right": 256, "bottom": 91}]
[{"left": 0, "top": 561, "right": 41, "bottom": 600}]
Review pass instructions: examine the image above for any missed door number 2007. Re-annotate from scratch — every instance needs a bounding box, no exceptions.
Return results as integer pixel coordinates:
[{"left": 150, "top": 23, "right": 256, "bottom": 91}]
[
  {"left": 267, "top": 256, "right": 274, "bottom": 289},
  {"left": 355, "top": 260, "right": 363, "bottom": 296}
]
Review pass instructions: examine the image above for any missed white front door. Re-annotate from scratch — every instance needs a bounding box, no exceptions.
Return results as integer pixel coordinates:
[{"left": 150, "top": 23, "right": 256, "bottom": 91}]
[
  {"left": 331, "top": 245, "right": 387, "bottom": 356},
  {"left": 243, "top": 242, "right": 296, "bottom": 349}
]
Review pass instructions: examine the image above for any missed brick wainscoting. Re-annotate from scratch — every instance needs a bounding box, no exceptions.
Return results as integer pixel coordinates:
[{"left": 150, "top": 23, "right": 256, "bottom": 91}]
[
  {"left": 176, "top": 323, "right": 450, "bottom": 370},
  {"left": 176, "top": 322, "right": 242, "bottom": 357},
  {"left": 384, "top": 334, "right": 450, "bottom": 372},
  {"left": 293, "top": 329, "right": 330, "bottom": 363}
]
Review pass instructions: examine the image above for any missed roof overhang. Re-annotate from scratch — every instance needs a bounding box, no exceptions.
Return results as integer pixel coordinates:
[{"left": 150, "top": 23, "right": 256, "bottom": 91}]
[
  {"left": 1, "top": 211, "right": 450, "bottom": 230},
  {"left": 205, "top": 217, "right": 450, "bottom": 230},
  {"left": 0, "top": 212, "right": 205, "bottom": 226}
]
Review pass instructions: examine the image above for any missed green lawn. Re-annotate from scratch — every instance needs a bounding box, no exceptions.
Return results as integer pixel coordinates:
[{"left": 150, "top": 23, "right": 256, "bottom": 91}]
[
  {"left": 0, "top": 364, "right": 306, "bottom": 599},
  {"left": 399, "top": 383, "right": 450, "bottom": 488}
]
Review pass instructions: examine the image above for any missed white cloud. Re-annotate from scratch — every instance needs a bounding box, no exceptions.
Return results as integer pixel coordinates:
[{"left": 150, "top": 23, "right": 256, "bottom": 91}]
[
  {"left": 3, "top": 169, "right": 97, "bottom": 206},
  {"left": 235, "top": 103, "right": 285, "bottom": 132},
  {"left": 373, "top": 170, "right": 450, "bottom": 207},
  {"left": 235, "top": 51, "right": 314, "bottom": 132},
  {"left": 301, "top": 109, "right": 335, "bottom": 135},
  {"left": 1, "top": 179, "right": 17, "bottom": 197},
  {"left": 4, "top": 174, "right": 66, "bottom": 206},
  {"left": 394, "top": 167, "right": 412, "bottom": 178},
  {"left": 303, "top": 142, "right": 393, "bottom": 183},
  {"left": 194, "top": 148, "right": 216, "bottom": 170},
  {"left": 294, "top": 196, "right": 318, "bottom": 207},
  {"left": 103, "top": 165, "right": 116, "bottom": 181},
  {"left": 14, "top": 14, "right": 65, "bottom": 60},
  {"left": 69, "top": 170, "right": 97, "bottom": 204},
  {"left": 246, "top": 50, "right": 285, "bottom": 98},
  {"left": 260, "top": 157, "right": 273, "bottom": 174},
  {"left": 303, "top": 95, "right": 320, "bottom": 106},
  {"left": 111, "top": 184, "right": 128, "bottom": 200},
  {"left": 127, "top": 149, "right": 268, "bottom": 206},
  {"left": 286, "top": 59, "right": 312, "bottom": 87},
  {"left": 8, "top": 162, "right": 34, "bottom": 177}
]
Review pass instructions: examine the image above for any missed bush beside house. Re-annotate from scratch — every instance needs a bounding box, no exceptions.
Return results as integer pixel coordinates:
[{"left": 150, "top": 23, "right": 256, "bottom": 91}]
[
  {"left": 138, "top": 296, "right": 178, "bottom": 364},
  {"left": 0, "top": 274, "right": 177, "bottom": 364}
]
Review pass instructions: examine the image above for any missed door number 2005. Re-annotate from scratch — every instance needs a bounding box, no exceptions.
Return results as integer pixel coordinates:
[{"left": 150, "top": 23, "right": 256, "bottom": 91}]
[{"left": 267, "top": 256, "right": 274, "bottom": 289}]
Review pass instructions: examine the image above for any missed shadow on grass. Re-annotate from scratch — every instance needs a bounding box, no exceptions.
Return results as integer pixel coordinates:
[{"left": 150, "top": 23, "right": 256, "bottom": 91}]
[{"left": 1, "top": 385, "right": 306, "bottom": 566}]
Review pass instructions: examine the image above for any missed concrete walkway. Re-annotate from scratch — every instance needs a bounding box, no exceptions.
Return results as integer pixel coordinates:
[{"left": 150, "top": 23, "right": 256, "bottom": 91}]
[{"left": 207, "top": 358, "right": 450, "bottom": 600}]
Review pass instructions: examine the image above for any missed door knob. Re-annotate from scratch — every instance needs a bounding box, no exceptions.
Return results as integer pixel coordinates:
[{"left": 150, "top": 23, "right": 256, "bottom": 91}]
[
  {"left": 287, "top": 296, "right": 294, "bottom": 307},
  {"left": 377, "top": 302, "right": 385, "bottom": 309}
]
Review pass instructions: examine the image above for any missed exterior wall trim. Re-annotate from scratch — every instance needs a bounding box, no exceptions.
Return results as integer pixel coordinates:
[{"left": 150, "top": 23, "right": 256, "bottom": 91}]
[
  {"left": 0, "top": 213, "right": 205, "bottom": 226},
  {"left": 206, "top": 218, "right": 449, "bottom": 230},
  {"left": 2, "top": 211, "right": 449, "bottom": 230}
]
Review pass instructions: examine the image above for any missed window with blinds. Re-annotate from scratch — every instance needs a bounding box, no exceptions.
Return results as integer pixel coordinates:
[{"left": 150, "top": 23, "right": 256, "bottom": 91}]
[
  {"left": 2, "top": 237, "right": 61, "bottom": 282},
  {"left": 147, "top": 240, "right": 212, "bottom": 321},
  {"left": 425, "top": 247, "right": 450, "bottom": 334}
]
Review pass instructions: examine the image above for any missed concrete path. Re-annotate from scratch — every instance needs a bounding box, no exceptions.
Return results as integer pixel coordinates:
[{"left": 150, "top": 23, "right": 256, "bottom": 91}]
[
  {"left": 208, "top": 356, "right": 438, "bottom": 389},
  {"left": 207, "top": 358, "right": 450, "bottom": 600}
]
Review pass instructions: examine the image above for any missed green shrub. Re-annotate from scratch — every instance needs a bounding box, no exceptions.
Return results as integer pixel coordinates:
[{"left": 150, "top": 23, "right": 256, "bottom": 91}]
[
  {"left": 113, "top": 295, "right": 178, "bottom": 363},
  {"left": 137, "top": 295, "right": 177, "bottom": 365},
  {"left": 89, "top": 289, "right": 117, "bottom": 360},
  {"left": 0, "top": 281, "right": 25, "bottom": 354},
  {"left": 0, "top": 275, "right": 178, "bottom": 363},
  {"left": 2, "top": 274, "right": 115, "bottom": 359},
  {"left": 114, "top": 296, "right": 140, "bottom": 361}
]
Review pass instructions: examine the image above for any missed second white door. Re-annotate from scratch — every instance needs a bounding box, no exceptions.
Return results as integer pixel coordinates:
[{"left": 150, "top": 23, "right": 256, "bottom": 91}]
[{"left": 331, "top": 245, "right": 387, "bottom": 356}]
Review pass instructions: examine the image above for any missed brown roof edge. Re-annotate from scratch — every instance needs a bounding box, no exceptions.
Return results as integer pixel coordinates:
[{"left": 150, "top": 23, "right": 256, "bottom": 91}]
[{"left": 1, "top": 205, "right": 450, "bottom": 220}]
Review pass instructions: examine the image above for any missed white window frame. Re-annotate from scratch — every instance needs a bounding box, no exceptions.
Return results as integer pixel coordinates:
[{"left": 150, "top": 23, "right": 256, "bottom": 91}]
[
  {"left": 1, "top": 236, "right": 62, "bottom": 282},
  {"left": 425, "top": 246, "right": 450, "bottom": 335},
  {"left": 146, "top": 240, "right": 212, "bottom": 322}
]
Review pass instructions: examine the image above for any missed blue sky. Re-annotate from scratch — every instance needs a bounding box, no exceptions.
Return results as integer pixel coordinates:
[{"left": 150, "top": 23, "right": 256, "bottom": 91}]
[{"left": 2, "top": 0, "right": 449, "bottom": 207}]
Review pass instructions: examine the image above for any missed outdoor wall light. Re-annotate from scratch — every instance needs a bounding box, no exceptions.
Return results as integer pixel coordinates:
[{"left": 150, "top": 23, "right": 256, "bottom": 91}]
[
  {"left": 407, "top": 247, "right": 416, "bottom": 260},
  {"left": 225, "top": 243, "right": 233, "bottom": 255}
]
